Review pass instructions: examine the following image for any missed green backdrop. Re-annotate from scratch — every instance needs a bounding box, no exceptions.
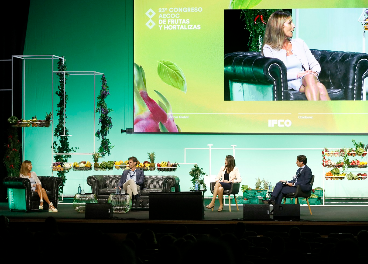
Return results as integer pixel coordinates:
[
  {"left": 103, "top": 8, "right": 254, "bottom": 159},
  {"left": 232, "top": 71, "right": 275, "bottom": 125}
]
[{"left": 22, "top": 0, "right": 368, "bottom": 197}]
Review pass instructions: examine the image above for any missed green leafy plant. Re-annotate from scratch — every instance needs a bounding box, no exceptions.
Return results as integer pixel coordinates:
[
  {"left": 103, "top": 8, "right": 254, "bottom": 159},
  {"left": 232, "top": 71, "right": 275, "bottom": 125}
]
[
  {"left": 255, "top": 177, "right": 262, "bottom": 189},
  {"left": 3, "top": 127, "right": 22, "bottom": 177},
  {"left": 148, "top": 152, "right": 155, "bottom": 163},
  {"left": 352, "top": 140, "right": 366, "bottom": 156},
  {"left": 241, "top": 185, "right": 249, "bottom": 192},
  {"left": 45, "top": 112, "right": 52, "bottom": 121},
  {"left": 241, "top": 9, "right": 278, "bottom": 52},
  {"left": 262, "top": 179, "right": 269, "bottom": 190},
  {"left": 92, "top": 152, "right": 101, "bottom": 163},
  {"left": 53, "top": 58, "right": 77, "bottom": 192},
  {"left": 7, "top": 116, "right": 18, "bottom": 124},
  {"left": 189, "top": 164, "right": 207, "bottom": 191},
  {"left": 95, "top": 75, "right": 113, "bottom": 157}
]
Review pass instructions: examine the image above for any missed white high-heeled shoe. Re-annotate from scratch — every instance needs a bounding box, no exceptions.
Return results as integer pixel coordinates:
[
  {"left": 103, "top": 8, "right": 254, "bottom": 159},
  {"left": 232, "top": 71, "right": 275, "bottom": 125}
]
[
  {"left": 39, "top": 199, "right": 44, "bottom": 210},
  {"left": 48, "top": 202, "right": 58, "bottom": 212}
]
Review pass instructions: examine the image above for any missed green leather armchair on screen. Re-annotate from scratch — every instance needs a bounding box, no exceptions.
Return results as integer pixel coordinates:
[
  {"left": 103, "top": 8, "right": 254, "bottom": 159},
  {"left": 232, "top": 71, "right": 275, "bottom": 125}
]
[{"left": 224, "top": 50, "right": 368, "bottom": 101}]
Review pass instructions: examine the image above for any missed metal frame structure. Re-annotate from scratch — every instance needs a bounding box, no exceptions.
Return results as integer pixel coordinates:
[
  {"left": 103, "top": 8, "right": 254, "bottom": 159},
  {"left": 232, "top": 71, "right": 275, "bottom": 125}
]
[
  {"left": 10, "top": 55, "right": 104, "bottom": 175},
  {"left": 11, "top": 55, "right": 63, "bottom": 163}
]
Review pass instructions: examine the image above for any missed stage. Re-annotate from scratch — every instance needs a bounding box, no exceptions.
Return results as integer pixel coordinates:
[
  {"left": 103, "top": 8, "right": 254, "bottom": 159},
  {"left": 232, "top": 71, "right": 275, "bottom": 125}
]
[{"left": 2, "top": 201, "right": 368, "bottom": 236}]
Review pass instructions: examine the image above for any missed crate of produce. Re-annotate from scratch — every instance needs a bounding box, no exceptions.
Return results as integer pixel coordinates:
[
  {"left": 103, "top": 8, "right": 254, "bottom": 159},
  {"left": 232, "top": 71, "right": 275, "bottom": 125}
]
[
  {"left": 314, "top": 189, "right": 323, "bottom": 197},
  {"left": 309, "top": 197, "right": 321, "bottom": 205}
]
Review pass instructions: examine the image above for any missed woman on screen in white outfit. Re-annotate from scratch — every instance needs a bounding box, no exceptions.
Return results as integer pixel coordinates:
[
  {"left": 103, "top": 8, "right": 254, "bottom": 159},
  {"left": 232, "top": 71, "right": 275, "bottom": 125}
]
[
  {"left": 262, "top": 10, "right": 330, "bottom": 101},
  {"left": 206, "top": 155, "right": 241, "bottom": 212}
]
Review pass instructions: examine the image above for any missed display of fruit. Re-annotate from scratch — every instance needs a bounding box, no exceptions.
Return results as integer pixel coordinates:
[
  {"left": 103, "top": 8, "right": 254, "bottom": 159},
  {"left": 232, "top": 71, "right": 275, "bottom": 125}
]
[
  {"left": 330, "top": 168, "right": 340, "bottom": 175},
  {"left": 114, "top": 160, "right": 126, "bottom": 169},
  {"left": 63, "top": 163, "right": 72, "bottom": 169},
  {"left": 357, "top": 173, "right": 368, "bottom": 180},
  {"left": 73, "top": 161, "right": 92, "bottom": 170},
  {"left": 99, "top": 161, "right": 114, "bottom": 170},
  {"left": 52, "top": 162, "right": 64, "bottom": 171},
  {"left": 156, "top": 161, "right": 179, "bottom": 171},
  {"left": 157, "top": 161, "right": 178, "bottom": 168},
  {"left": 325, "top": 171, "right": 333, "bottom": 177},
  {"left": 356, "top": 147, "right": 365, "bottom": 156},
  {"left": 346, "top": 172, "right": 358, "bottom": 180}
]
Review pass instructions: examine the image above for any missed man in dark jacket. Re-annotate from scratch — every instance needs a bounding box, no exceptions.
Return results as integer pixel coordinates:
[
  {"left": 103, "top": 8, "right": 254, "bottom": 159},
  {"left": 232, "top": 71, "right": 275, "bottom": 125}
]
[
  {"left": 117, "top": 156, "right": 145, "bottom": 201},
  {"left": 269, "top": 155, "right": 312, "bottom": 205}
]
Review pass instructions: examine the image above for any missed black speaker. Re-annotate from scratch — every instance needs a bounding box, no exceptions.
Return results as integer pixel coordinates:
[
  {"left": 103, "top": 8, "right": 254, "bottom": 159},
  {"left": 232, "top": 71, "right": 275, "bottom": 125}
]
[
  {"left": 273, "top": 204, "right": 300, "bottom": 221},
  {"left": 243, "top": 204, "right": 271, "bottom": 220},
  {"left": 85, "top": 203, "right": 113, "bottom": 219},
  {"left": 149, "top": 192, "right": 203, "bottom": 220}
]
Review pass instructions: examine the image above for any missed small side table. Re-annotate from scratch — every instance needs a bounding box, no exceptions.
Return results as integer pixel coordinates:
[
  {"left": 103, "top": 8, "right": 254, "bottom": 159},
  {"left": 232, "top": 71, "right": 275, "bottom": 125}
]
[
  {"left": 73, "top": 193, "right": 98, "bottom": 212},
  {"left": 108, "top": 194, "right": 132, "bottom": 213}
]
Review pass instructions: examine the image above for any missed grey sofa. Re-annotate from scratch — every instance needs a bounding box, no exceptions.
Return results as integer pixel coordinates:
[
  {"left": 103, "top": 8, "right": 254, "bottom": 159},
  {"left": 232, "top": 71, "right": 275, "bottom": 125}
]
[{"left": 87, "top": 174, "right": 180, "bottom": 209}]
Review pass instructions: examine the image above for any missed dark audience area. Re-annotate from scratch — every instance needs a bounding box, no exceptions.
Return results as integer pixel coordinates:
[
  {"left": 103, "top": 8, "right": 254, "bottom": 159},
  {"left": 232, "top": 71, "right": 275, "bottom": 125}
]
[{"left": 1, "top": 215, "right": 366, "bottom": 263}]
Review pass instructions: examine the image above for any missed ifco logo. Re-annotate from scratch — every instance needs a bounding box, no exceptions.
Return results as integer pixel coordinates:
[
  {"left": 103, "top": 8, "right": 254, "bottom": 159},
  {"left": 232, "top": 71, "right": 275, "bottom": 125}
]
[
  {"left": 268, "top": 119, "right": 292, "bottom": 127},
  {"left": 146, "top": 9, "right": 156, "bottom": 29}
]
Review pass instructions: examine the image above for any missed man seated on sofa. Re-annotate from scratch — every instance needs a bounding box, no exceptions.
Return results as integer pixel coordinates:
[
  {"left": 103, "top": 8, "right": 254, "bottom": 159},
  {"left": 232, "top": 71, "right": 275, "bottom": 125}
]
[
  {"left": 117, "top": 156, "right": 145, "bottom": 202},
  {"left": 268, "top": 155, "right": 312, "bottom": 205}
]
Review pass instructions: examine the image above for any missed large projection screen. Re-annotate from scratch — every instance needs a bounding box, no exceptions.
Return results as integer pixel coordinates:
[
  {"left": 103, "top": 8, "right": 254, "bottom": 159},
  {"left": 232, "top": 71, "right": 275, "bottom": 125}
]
[{"left": 134, "top": 0, "right": 368, "bottom": 134}]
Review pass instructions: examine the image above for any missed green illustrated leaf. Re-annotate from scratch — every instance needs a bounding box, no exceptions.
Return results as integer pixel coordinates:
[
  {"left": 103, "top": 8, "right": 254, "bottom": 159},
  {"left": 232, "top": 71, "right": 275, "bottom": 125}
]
[
  {"left": 230, "top": 0, "right": 262, "bottom": 9},
  {"left": 159, "top": 122, "right": 169, "bottom": 132},
  {"left": 157, "top": 60, "right": 187, "bottom": 93},
  {"left": 154, "top": 90, "right": 172, "bottom": 113}
]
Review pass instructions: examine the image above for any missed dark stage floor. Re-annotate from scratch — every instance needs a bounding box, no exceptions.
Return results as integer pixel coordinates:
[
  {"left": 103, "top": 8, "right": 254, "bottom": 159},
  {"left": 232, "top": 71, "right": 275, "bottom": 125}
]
[{"left": 2, "top": 201, "right": 368, "bottom": 236}]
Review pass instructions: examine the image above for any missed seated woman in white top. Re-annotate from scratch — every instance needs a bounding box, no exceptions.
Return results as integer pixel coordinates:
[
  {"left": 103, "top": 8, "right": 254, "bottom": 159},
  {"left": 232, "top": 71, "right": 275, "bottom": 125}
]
[
  {"left": 19, "top": 160, "right": 58, "bottom": 212},
  {"left": 262, "top": 10, "right": 330, "bottom": 101},
  {"left": 206, "top": 155, "right": 242, "bottom": 212}
]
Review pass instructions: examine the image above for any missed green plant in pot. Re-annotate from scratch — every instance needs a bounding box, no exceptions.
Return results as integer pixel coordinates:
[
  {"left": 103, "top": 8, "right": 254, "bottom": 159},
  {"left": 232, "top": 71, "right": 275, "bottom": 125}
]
[
  {"left": 45, "top": 112, "right": 52, "bottom": 127},
  {"left": 189, "top": 164, "right": 207, "bottom": 191},
  {"left": 255, "top": 178, "right": 262, "bottom": 189},
  {"left": 241, "top": 185, "right": 249, "bottom": 193},
  {"left": 148, "top": 152, "right": 155, "bottom": 170},
  {"left": 92, "top": 152, "right": 101, "bottom": 168}
]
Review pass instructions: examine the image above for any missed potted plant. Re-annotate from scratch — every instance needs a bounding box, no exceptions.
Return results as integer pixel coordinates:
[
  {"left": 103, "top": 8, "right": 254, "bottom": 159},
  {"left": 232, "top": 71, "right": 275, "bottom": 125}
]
[
  {"left": 7, "top": 116, "right": 18, "bottom": 125},
  {"left": 241, "top": 185, "right": 249, "bottom": 198},
  {"left": 189, "top": 164, "right": 207, "bottom": 191},
  {"left": 92, "top": 152, "right": 101, "bottom": 169},
  {"left": 255, "top": 177, "right": 262, "bottom": 189},
  {"left": 148, "top": 152, "right": 156, "bottom": 170},
  {"left": 45, "top": 112, "right": 52, "bottom": 127}
]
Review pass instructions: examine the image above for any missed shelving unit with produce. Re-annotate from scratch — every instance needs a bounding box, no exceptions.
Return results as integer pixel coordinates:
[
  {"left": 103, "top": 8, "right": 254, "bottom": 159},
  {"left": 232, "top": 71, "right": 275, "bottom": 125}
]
[{"left": 322, "top": 144, "right": 368, "bottom": 204}]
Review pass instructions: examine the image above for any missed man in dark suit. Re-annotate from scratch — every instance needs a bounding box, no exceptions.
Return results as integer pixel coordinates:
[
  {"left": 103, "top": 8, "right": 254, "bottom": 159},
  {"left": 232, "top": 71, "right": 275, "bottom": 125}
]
[
  {"left": 117, "top": 156, "right": 145, "bottom": 201},
  {"left": 269, "top": 155, "right": 312, "bottom": 205}
]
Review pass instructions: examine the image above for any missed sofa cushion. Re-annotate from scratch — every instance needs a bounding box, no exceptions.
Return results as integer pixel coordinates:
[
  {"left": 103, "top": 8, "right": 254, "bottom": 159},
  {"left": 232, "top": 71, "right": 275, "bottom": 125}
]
[
  {"left": 144, "top": 176, "right": 164, "bottom": 189},
  {"left": 99, "top": 188, "right": 117, "bottom": 195}
]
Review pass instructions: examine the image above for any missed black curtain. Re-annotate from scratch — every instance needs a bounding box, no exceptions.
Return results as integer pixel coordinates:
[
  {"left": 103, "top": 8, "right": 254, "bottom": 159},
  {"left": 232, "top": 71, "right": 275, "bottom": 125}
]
[{"left": 0, "top": 1, "right": 30, "bottom": 201}]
